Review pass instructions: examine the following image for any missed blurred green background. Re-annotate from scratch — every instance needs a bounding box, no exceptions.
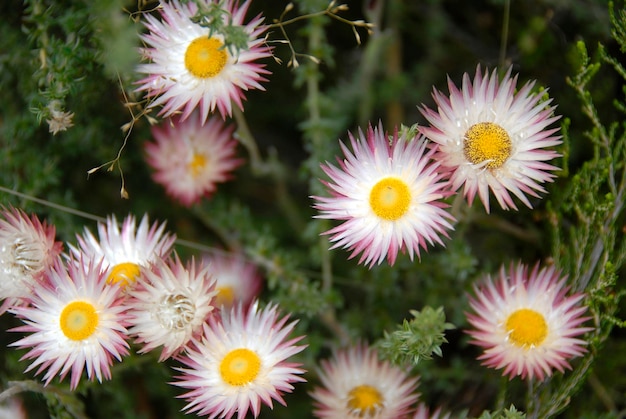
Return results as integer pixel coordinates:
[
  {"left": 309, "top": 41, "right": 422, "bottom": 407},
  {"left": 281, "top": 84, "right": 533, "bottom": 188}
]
[{"left": 1, "top": 0, "right": 625, "bottom": 418}]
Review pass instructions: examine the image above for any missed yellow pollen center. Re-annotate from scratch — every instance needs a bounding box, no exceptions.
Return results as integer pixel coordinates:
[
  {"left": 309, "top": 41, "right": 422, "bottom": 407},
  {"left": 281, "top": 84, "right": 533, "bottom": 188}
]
[
  {"left": 215, "top": 286, "right": 235, "bottom": 307},
  {"left": 463, "top": 122, "right": 512, "bottom": 169},
  {"left": 107, "top": 262, "right": 141, "bottom": 287},
  {"left": 369, "top": 177, "right": 411, "bottom": 221},
  {"left": 505, "top": 308, "right": 548, "bottom": 348},
  {"left": 59, "top": 301, "right": 99, "bottom": 341},
  {"left": 219, "top": 348, "right": 261, "bottom": 386},
  {"left": 347, "top": 385, "right": 383, "bottom": 417},
  {"left": 188, "top": 153, "right": 207, "bottom": 177},
  {"left": 185, "top": 36, "right": 228, "bottom": 78}
]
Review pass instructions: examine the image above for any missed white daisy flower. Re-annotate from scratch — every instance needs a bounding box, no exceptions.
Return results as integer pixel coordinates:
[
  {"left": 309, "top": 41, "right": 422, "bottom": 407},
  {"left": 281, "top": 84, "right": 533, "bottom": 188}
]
[
  {"left": 10, "top": 256, "right": 129, "bottom": 390},
  {"left": 310, "top": 344, "right": 420, "bottom": 419},
  {"left": 312, "top": 123, "right": 455, "bottom": 268},
  {"left": 466, "top": 261, "right": 593, "bottom": 380},
  {"left": 70, "top": 214, "right": 175, "bottom": 288},
  {"left": 172, "top": 302, "right": 306, "bottom": 418},
  {"left": 136, "top": 0, "right": 272, "bottom": 122},
  {"left": 0, "top": 207, "right": 62, "bottom": 313},
  {"left": 145, "top": 112, "right": 243, "bottom": 207},
  {"left": 419, "top": 65, "right": 562, "bottom": 212},
  {"left": 126, "top": 254, "right": 218, "bottom": 361},
  {"left": 201, "top": 251, "right": 262, "bottom": 309}
]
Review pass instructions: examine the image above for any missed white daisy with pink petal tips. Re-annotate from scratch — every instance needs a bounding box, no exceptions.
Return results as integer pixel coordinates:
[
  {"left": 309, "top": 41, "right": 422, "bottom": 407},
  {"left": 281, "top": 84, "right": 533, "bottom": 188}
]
[
  {"left": 466, "top": 262, "right": 592, "bottom": 381},
  {"left": 10, "top": 256, "right": 129, "bottom": 390},
  {"left": 0, "top": 206, "right": 62, "bottom": 313},
  {"left": 420, "top": 65, "right": 562, "bottom": 212},
  {"left": 310, "top": 344, "right": 419, "bottom": 419},
  {"left": 202, "top": 251, "right": 261, "bottom": 309},
  {"left": 172, "top": 302, "right": 306, "bottom": 419},
  {"left": 126, "top": 255, "right": 218, "bottom": 361},
  {"left": 70, "top": 214, "right": 175, "bottom": 288},
  {"left": 136, "top": 0, "right": 272, "bottom": 122},
  {"left": 145, "top": 113, "right": 243, "bottom": 206},
  {"left": 313, "top": 123, "right": 454, "bottom": 268}
]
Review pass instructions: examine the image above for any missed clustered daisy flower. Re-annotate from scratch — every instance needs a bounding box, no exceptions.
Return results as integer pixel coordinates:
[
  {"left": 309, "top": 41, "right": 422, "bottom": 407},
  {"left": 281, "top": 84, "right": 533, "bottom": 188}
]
[
  {"left": 1, "top": 208, "right": 307, "bottom": 415},
  {"left": 419, "top": 65, "right": 562, "bottom": 212},
  {"left": 126, "top": 255, "right": 218, "bottom": 361},
  {"left": 145, "top": 112, "right": 243, "bottom": 206},
  {"left": 465, "top": 261, "right": 592, "bottom": 380},
  {"left": 70, "top": 214, "right": 175, "bottom": 288},
  {"left": 136, "top": 0, "right": 272, "bottom": 122},
  {"left": 202, "top": 251, "right": 262, "bottom": 309},
  {"left": 313, "top": 123, "right": 455, "bottom": 268},
  {"left": 0, "top": 206, "right": 62, "bottom": 314},
  {"left": 10, "top": 256, "right": 129, "bottom": 390},
  {"left": 172, "top": 302, "right": 306, "bottom": 419},
  {"left": 310, "top": 344, "right": 419, "bottom": 418}
]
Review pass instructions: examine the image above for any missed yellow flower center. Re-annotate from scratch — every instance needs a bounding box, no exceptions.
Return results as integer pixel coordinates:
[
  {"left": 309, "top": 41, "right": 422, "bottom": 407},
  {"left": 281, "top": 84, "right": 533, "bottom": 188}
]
[
  {"left": 107, "top": 262, "right": 141, "bottom": 287},
  {"left": 505, "top": 308, "right": 548, "bottom": 348},
  {"left": 188, "top": 153, "right": 207, "bottom": 177},
  {"left": 215, "top": 285, "right": 235, "bottom": 307},
  {"left": 60, "top": 301, "right": 99, "bottom": 341},
  {"left": 185, "top": 36, "right": 228, "bottom": 78},
  {"left": 346, "top": 385, "right": 383, "bottom": 417},
  {"left": 369, "top": 177, "right": 411, "bottom": 221},
  {"left": 463, "top": 122, "right": 512, "bottom": 169},
  {"left": 219, "top": 348, "right": 261, "bottom": 386}
]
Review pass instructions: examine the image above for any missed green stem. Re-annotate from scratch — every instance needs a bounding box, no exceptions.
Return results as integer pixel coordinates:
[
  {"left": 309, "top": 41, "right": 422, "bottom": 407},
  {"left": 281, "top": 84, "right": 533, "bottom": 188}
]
[
  {"left": 191, "top": 204, "right": 242, "bottom": 252},
  {"left": 232, "top": 106, "right": 306, "bottom": 233},
  {"left": 587, "top": 372, "right": 616, "bottom": 411},
  {"left": 499, "top": 0, "right": 511, "bottom": 68},
  {"left": 471, "top": 212, "right": 541, "bottom": 244},
  {"left": 526, "top": 378, "right": 539, "bottom": 419},
  {"left": 232, "top": 106, "right": 268, "bottom": 175},
  {"left": 538, "top": 353, "right": 596, "bottom": 418},
  {"left": 268, "top": 3, "right": 371, "bottom": 31},
  {"left": 494, "top": 375, "right": 509, "bottom": 411},
  {"left": 305, "top": 20, "right": 333, "bottom": 295},
  {"left": 0, "top": 185, "right": 105, "bottom": 222}
]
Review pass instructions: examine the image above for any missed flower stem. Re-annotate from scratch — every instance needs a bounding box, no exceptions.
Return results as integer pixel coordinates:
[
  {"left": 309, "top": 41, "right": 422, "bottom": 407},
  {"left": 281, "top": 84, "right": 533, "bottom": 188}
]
[
  {"left": 304, "top": 19, "right": 334, "bottom": 295},
  {"left": 232, "top": 106, "right": 306, "bottom": 233}
]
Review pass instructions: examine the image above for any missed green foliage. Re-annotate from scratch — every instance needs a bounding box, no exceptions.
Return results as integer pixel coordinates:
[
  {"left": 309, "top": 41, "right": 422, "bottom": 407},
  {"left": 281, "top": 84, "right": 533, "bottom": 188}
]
[
  {"left": 377, "top": 306, "right": 455, "bottom": 367},
  {"left": 190, "top": 0, "right": 250, "bottom": 54},
  {"left": 23, "top": 0, "right": 97, "bottom": 124},
  {"left": 90, "top": 1, "right": 139, "bottom": 79},
  {"left": 477, "top": 405, "right": 526, "bottom": 419},
  {"left": 537, "top": 2, "right": 626, "bottom": 417},
  {"left": 554, "top": 3, "right": 626, "bottom": 339}
]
